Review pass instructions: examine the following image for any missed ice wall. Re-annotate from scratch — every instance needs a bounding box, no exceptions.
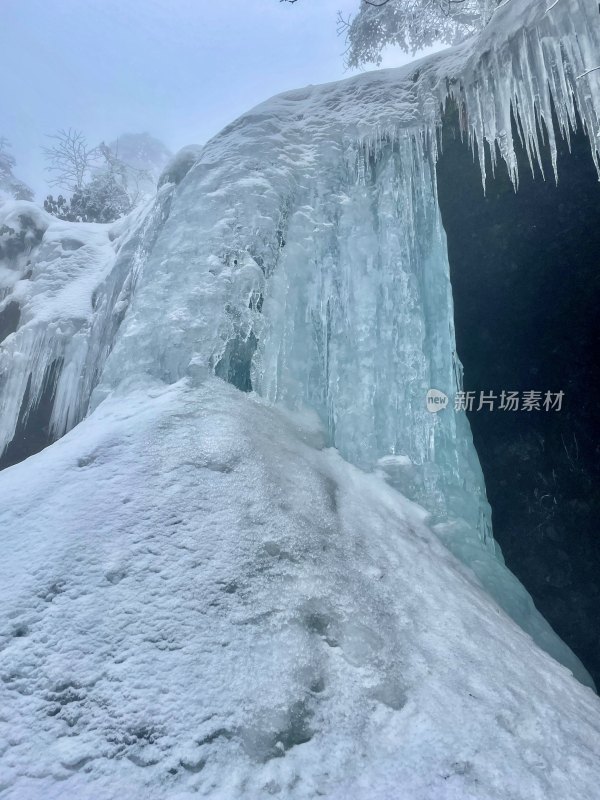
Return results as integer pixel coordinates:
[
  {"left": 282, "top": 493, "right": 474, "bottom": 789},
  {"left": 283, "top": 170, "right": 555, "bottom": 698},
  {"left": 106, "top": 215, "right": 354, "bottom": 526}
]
[
  {"left": 97, "top": 2, "right": 598, "bottom": 502},
  {"left": 89, "top": 0, "right": 600, "bottom": 681}
]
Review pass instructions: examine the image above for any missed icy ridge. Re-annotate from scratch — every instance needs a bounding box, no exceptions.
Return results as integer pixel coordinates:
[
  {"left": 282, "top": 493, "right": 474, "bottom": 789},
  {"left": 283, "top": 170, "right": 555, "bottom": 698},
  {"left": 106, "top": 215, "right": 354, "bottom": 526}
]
[{"left": 0, "top": 187, "right": 175, "bottom": 462}]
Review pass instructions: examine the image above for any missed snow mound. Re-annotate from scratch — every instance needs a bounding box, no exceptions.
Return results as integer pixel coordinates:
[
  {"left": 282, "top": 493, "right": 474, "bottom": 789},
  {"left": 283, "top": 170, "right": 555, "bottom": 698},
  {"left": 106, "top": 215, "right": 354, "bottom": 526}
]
[
  {"left": 0, "top": 378, "right": 599, "bottom": 800},
  {"left": 158, "top": 145, "right": 204, "bottom": 188}
]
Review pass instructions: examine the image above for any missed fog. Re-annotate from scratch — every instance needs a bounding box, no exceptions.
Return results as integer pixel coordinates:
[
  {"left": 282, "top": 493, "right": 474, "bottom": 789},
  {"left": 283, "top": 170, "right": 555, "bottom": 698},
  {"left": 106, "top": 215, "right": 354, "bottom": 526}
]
[{"left": 1, "top": 0, "right": 434, "bottom": 199}]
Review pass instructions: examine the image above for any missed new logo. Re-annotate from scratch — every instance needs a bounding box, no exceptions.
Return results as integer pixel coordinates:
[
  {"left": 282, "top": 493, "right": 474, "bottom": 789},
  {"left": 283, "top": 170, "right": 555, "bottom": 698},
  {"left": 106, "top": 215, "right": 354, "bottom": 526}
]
[{"left": 426, "top": 389, "right": 449, "bottom": 413}]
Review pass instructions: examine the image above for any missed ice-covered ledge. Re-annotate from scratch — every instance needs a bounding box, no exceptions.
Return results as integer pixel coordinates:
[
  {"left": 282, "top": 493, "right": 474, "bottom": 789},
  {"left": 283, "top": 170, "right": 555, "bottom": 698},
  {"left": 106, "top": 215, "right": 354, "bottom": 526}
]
[
  {"left": 1, "top": 1, "right": 600, "bottom": 794},
  {"left": 217, "top": 0, "right": 599, "bottom": 181}
]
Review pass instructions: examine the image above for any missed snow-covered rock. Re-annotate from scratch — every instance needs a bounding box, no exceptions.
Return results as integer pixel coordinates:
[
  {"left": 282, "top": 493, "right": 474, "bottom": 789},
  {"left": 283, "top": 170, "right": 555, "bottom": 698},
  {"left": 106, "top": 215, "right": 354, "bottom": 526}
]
[
  {"left": 158, "top": 145, "right": 204, "bottom": 189},
  {"left": 0, "top": 193, "right": 174, "bottom": 466}
]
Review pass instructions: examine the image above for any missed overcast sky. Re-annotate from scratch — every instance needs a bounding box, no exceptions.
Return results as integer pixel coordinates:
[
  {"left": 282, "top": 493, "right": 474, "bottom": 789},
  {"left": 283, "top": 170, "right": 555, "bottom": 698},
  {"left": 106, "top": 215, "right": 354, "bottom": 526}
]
[{"left": 1, "top": 0, "right": 436, "bottom": 198}]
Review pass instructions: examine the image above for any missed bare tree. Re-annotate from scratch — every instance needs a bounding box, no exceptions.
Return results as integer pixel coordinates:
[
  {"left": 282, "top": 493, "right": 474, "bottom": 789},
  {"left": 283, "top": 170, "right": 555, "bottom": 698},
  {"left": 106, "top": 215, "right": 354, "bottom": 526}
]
[
  {"left": 98, "top": 140, "right": 153, "bottom": 207},
  {"left": 43, "top": 133, "right": 155, "bottom": 223},
  {"left": 42, "top": 128, "right": 99, "bottom": 192}
]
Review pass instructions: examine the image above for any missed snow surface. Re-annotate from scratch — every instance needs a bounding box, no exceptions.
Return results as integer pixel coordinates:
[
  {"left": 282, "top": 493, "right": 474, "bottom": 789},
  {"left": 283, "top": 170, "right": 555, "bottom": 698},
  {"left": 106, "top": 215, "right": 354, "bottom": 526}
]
[{"left": 1, "top": 378, "right": 599, "bottom": 800}]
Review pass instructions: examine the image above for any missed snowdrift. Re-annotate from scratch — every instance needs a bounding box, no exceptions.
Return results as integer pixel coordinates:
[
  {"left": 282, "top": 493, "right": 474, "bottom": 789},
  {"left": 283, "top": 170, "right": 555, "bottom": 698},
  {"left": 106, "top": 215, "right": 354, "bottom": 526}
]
[{"left": 1, "top": 379, "right": 599, "bottom": 799}]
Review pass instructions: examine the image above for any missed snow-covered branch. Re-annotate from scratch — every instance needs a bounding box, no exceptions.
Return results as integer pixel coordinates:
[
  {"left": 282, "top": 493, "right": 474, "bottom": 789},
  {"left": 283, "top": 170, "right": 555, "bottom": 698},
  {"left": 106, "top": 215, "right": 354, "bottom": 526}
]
[
  {"left": 42, "top": 128, "right": 99, "bottom": 192},
  {"left": 282, "top": 0, "right": 500, "bottom": 66}
]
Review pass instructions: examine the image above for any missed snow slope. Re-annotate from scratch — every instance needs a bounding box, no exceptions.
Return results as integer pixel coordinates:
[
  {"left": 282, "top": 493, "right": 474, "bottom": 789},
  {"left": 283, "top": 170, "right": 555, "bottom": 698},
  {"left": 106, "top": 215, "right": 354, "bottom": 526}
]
[{"left": 1, "top": 378, "right": 599, "bottom": 800}]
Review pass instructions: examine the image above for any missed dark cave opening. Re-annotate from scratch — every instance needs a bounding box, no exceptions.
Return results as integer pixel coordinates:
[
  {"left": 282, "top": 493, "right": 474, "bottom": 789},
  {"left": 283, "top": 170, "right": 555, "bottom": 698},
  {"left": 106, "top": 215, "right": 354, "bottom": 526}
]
[
  {"left": 0, "top": 358, "right": 63, "bottom": 471},
  {"left": 214, "top": 332, "right": 257, "bottom": 393},
  {"left": 0, "top": 300, "right": 20, "bottom": 344},
  {"left": 437, "top": 102, "right": 600, "bottom": 685}
]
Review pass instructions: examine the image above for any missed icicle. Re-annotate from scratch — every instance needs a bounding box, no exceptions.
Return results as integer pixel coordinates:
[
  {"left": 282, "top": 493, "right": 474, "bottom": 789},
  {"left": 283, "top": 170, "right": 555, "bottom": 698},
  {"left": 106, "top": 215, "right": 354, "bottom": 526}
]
[{"left": 450, "top": 0, "right": 600, "bottom": 186}]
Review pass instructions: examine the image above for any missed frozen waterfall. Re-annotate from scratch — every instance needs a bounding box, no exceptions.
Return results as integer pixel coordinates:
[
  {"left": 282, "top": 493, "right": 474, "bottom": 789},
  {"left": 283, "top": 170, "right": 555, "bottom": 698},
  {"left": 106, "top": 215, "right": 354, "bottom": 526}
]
[
  {"left": 1, "top": 0, "right": 599, "bottom": 680},
  {"left": 2, "top": 0, "right": 600, "bottom": 795},
  {"left": 95, "top": 0, "right": 599, "bottom": 681}
]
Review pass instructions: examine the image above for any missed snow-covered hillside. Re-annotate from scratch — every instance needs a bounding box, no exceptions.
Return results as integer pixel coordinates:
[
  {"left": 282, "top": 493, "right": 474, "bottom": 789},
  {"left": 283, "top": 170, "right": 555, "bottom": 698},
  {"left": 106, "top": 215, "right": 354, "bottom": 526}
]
[
  {"left": 1, "top": 378, "right": 599, "bottom": 800},
  {"left": 1, "top": 0, "right": 600, "bottom": 796}
]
